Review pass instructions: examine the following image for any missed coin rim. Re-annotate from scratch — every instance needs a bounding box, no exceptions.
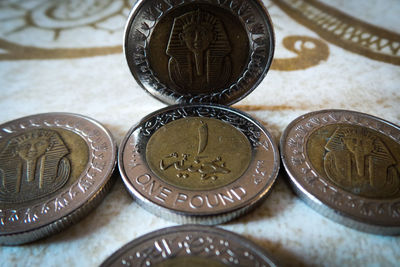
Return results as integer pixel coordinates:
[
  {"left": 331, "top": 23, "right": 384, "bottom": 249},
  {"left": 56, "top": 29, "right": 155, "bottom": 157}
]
[
  {"left": 0, "top": 112, "right": 117, "bottom": 245},
  {"left": 118, "top": 104, "right": 280, "bottom": 224},
  {"left": 100, "top": 224, "right": 278, "bottom": 266},
  {"left": 123, "top": 0, "right": 275, "bottom": 105},
  {"left": 280, "top": 109, "right": 400, "bottom": 235}
]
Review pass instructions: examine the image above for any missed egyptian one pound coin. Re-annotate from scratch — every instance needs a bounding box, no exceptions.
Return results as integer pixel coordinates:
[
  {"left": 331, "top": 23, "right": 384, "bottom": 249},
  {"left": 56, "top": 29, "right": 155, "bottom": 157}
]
[
  {"left": 0, "top": 113, "right": 117, "bottom": 245},
  {"left": 124, "top": 0, "right": 274, "bottom": 105},
  {"left": 101, "top": 225, "right": 278, "bottom": 266},
  {"left": 119, "top": 105, "right": 279, "bottom": 224},
  {"left": 280, "top": 109, "right": 400, "bottom": 235}
]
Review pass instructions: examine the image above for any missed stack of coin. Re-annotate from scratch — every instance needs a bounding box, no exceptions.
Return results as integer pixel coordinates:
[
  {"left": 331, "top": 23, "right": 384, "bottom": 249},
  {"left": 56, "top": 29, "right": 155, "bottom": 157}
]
[{"left": 120, "top": 0, "right": 279, "bottom": 224}]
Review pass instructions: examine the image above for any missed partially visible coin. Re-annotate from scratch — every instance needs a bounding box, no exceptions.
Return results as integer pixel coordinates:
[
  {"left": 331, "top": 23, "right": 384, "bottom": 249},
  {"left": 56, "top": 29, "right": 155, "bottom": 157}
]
[
  {"left": 124, "top": 0, "right": 274, "bottom": 105},
  {"left": 119, "top": 104, "right": 279, "bottom": 224},
  {"left": 101, "top": 225, "right": 278, "bottom": 266},
  {"left": 280, "top": 109, "right": 400, "bottom": 235},
  {"left": 0, "top": 113, "right": 117, "bottom": 245}
]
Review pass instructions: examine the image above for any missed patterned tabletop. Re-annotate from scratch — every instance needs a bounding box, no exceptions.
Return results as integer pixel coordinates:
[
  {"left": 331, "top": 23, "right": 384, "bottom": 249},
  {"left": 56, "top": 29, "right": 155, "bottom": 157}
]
[{"left": 0, "top": 0, "right": 399, "bottom": 266}]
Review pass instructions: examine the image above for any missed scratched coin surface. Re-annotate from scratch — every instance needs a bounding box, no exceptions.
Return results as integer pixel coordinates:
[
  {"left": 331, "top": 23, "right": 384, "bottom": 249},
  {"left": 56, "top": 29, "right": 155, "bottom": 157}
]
[
  {"left": 0, "top": 113, "right": 117, "bottom": 245},
  {"left": 124, "top": 0, "right": 274, "bottom": 105},
  {"left": 101, "top": 225, "right": 278, "bottom": 266},
  {"left": 280, "top": 109, "right": 400, "bottom": 235},
  {"left": 119, "top": 105, "right": 280, "bottom": 224}
]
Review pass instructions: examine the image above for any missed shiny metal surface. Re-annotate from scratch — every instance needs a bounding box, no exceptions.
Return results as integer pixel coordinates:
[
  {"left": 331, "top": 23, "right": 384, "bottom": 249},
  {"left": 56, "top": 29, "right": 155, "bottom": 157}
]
[
  {"left": 280, "top": 109, "right": 400, "bottom": 235},
  {"left": 101, "top": 225, "right": 278, "bottom": 267},
  {"left": 119, "top": 104, "right": 280, "bottom": 224},
  {"left": 0, "top": 113, "right": 117, "bottom": 245},
  {"left": 124, "top": 0, "right": 274, "bottom": 105}
]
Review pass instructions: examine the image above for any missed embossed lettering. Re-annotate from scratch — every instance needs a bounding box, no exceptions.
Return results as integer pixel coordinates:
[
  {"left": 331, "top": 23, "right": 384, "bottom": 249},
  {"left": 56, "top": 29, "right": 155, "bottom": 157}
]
[
  {"left": 287, "top": 137, "right": 301, "bottom": 148},
  {"left": 175, "top": 192, "right": 188, "bottom": 206},
  {"left": 190, "top": 195, "right": 204, "bottom": 209},
  {"left": 54, "top": 196, "right": 69, "bottom": 211},
  {"left": 144, "top": 180, "right": 162, "bottom": 196},
  {"left": 68, "top": 184, "right": 80, "bottom": 199},
  {"left": 78, "top": 177, "right": 94, "bottom": 193},
  {"left": 41, "top": 202, "right": 51, "bottom": 215},
  {"left": 291, "top": 156, "right": 305, "bottom": 166},
  {"left": 218, "top": 190, "right": 235, "bottom": 205},
  {"left": 92, "top": 161, "right": 106, "bottom": 172},
  {"left": 155, "top": 187, "right": 172, "bottom": 202},
  {"left": 8, "top": 210, "right": 18, "bottom": 223},
  {"left": 176, "top": 186, "right": 247, "bottom": 210},
  {"left": 253, "top": 160, "right": 267, "bottom": 184},
  {"left": 154, "top": 239, "right": 172, "bottom": 257},
  {"left": 23, "top": 208, "right": 39, "bottom": 224},
  {"left": 136, "top": 174, "right": 151, "bottom": 186},
  {"left": 230, "top": 186, "right": 247, "bottom": 200},
  {"left": 129, "top": 145, "right": 142, "bottom": 169},
  {"left": 205, "top": 194, "right": 219, "bottom": 208}
]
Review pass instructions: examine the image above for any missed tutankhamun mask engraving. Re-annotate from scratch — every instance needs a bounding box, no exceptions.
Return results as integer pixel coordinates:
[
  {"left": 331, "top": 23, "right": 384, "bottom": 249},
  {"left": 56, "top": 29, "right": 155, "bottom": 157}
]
[
  {"left": 0, "top": 129, "right": 70, "bottom": 203},
  {"left": 323, "top": 127, "right": 400, "bottom": 198},
  {"left": 166, "top": 9, "right": 232, "bottom": 94}
]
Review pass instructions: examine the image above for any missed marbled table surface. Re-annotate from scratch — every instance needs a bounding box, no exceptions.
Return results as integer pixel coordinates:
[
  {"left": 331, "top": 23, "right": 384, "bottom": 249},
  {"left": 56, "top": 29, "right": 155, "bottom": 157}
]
[{"left": 0, "top": 0, "right": 399, "bottom": 266}]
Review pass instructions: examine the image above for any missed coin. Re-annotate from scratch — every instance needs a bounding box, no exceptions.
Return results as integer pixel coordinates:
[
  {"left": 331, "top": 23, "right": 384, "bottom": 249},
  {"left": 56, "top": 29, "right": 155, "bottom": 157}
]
[
  {"left": 124, "top": 0, "right": 274, "bottom": 105},
  {"left": 280, "top": 109, "right": 400, "bottom": 235},
  {"left": 0, "top": 113, "right": 117, "bottom": 245},
  {"left": 101, "top": 225, "right": 278, "bottom": 266},
  {"left": 119, "top": 104, "right": 280, "bottom": 224}
]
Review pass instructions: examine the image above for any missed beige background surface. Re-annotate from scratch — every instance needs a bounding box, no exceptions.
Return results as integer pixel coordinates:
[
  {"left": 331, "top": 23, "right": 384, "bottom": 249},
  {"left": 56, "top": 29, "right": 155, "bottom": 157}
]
[{"left": 0, "top": 0, "right": 399, "bottom": 266}]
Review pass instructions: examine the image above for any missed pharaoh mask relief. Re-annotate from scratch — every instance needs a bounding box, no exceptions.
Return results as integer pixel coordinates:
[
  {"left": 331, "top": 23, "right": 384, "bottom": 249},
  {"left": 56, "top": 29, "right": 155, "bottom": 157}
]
[
  {"left": 0, "top": 129, "right": 70, "bottom": 203},
  {"left": 323, "top": 127, "right": 400, "bottom": 198},
  {"left": 166, "top": 9, "right": 232, "bottom": 94}
]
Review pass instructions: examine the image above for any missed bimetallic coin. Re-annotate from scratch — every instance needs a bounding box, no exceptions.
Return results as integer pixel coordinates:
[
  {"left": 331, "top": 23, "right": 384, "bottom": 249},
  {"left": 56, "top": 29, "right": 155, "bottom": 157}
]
[
  {"left": 124, "top": 0, "right": 274, "bottom": 105},
  {"left": 0, "top": 113, "right": 117, "bottom": 245},
  {"left": 119, "top": 104, "right": 280, "bottom": 224},
  {"left": 280, "top": 109, "right": 400, "bottom": 235},
  {"left": 101, "top": 225, "right": 278, "bottom": 266}
]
